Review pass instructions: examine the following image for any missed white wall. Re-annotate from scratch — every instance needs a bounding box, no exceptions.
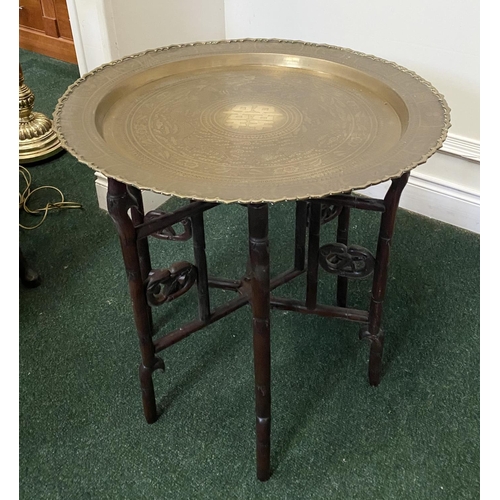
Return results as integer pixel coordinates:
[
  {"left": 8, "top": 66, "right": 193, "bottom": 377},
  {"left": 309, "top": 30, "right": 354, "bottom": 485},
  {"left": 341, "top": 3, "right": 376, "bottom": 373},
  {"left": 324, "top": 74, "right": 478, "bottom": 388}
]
[
  {"left": 66, "top": 0, "right": 114, "bottom": 74},
  {"left": 68, "top": 0, "right": 225, "bottom": 73},
  {"left": 105, "top": 0, "right": 225, "bottom": 60}
]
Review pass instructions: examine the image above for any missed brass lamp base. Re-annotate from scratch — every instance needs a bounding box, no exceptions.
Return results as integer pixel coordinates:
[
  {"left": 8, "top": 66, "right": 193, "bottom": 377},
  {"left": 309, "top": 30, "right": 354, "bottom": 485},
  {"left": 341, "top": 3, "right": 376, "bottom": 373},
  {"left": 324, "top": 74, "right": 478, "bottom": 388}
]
[{"left": 19, "top": 64, "right": 62, "bottom": 164}]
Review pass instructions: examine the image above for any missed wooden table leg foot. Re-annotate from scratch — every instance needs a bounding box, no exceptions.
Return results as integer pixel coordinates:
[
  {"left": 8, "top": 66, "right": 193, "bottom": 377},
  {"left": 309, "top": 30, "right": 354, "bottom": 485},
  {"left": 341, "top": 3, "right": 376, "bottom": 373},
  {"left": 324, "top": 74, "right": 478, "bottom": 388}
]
[
  {"left": 368, "top": 332, "right": 384, "bottom": 386},
  {"left": 139, "top": 364, "right": 159, "bottom": 423},
  {"left": 256, "top": 416, "right": 271, "bottom": 481},
  {"left": 139, "top": 356, "right": 165, "bottom": 423},
  {"left": 360, "top": 326, "right": 384, "bottom": 386}
]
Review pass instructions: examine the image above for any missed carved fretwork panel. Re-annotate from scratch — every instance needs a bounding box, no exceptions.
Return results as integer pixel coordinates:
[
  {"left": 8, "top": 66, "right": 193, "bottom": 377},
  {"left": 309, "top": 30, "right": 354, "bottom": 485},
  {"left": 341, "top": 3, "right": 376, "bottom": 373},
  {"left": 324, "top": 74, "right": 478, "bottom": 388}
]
[
  {"left": 144, "top": 210, "right": 192, "bottom": 241},
  {"left": 145, "top": 261, "right": 197, "bottom": 307},
  {"left": 319, "top": 243, "right": 375, "bottom": 279},
  {"left": 321, "top": 204, "right": 342, "bottom": 224},
  {"left": 306, "top": 203, "right": 342, "bottom": 226}
]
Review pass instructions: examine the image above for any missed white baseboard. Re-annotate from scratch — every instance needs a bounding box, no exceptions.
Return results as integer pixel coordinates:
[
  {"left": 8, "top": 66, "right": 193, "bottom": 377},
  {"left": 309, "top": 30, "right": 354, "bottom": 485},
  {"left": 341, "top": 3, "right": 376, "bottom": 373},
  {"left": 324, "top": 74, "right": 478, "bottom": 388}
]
[
  {"left": 441, "top": 133, "right": 480, "bottom": 163},
  {"left": 357, "top": 168, "right": 480, "bottom": 234},
  {"left": 95, "top": 172, "right": 108, "bottom": 210}
]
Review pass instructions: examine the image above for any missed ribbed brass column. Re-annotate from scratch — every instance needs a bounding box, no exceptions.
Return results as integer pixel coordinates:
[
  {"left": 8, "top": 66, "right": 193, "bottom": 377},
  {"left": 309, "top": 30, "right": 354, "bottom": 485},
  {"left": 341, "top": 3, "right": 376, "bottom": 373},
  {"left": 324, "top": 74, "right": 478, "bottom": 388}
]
[{"left": 19, "top": 64, "right": 62, "bottom": 164}]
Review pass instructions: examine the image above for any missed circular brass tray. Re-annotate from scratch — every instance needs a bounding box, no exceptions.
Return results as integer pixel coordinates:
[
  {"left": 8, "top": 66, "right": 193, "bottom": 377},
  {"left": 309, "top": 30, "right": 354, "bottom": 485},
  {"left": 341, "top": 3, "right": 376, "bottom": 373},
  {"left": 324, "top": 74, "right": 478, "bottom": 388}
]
[{"left": 54, "top": 39, "right": 450, "bottom": 203}]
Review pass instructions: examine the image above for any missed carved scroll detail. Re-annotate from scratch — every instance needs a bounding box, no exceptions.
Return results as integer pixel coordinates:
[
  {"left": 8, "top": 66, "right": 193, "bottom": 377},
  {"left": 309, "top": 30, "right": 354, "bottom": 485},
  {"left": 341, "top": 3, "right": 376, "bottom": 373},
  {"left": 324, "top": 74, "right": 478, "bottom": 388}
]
[
  {"left": 144, "top": 210, "right": 192, "bottom": 241},
  {"left": 321, "top": 204, "right": 342, "bottom": 224},
  {"left": 319, "top": 243, "right": 375, "bottom": 279},
  {"left": 145, "top": 261, "right": 197, "bottom": 306},
  {"left": 306, "top": 203, "right": 342, "bottom": 226}
]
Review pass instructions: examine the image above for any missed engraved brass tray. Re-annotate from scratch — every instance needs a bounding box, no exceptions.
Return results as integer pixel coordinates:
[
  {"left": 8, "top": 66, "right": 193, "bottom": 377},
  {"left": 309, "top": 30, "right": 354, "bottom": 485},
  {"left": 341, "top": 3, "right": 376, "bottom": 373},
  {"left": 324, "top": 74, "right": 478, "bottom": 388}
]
[{"left": 54, "top": 39, "right": 450, "bottom": 203}]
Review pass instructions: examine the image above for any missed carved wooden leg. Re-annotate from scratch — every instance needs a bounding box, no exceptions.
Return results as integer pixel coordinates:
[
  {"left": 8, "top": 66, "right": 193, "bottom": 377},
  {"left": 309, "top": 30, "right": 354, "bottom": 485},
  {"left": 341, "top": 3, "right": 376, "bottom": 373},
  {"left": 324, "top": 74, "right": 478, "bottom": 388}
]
[
  {"left": 336, "top": 207, "right": 350, "bottom": 307},
  {"left": 191, "top": 211, "right": 211, "bottom": 322},
  {"left": 306, "top": 201, "right": 321, "bottom": 309},
  {"left": 107, "top": 179, "right": 164, "bottom": 423},
  {"left": 127, "top": 186, "right": 153, "bottom": 332},
  {"left": 294, "top": 201, "right": 308, "bottom": 271},
  {"left": 362, "top": 173, "right": 409, "bottom": 386},
  {"left": 248, "top": 203, "right": 271, "bottom": 481}
]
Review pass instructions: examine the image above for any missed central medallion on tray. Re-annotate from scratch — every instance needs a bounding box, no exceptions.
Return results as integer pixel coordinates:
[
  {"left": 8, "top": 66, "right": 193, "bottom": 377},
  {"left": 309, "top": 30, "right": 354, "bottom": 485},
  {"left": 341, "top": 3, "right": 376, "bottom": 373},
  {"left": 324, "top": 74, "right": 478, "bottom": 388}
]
[
  {"left": 203, "top": 100, "right": 302, "bottom": 139},
  {"left": 221, "top": 104, "right": 285, "bottom": 132}
]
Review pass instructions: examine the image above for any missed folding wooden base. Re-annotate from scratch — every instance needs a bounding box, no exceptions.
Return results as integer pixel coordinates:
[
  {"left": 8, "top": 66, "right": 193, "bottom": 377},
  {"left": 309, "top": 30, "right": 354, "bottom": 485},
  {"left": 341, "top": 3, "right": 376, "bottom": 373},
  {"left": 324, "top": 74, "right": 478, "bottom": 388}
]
[{"left": 107, "top": 172, "right": 409, "bottom": 481}]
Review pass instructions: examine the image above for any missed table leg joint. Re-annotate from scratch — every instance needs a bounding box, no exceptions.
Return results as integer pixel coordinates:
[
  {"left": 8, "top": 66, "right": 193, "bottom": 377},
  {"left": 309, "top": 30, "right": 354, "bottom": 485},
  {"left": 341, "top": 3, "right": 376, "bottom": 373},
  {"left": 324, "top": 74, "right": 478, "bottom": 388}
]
[{"left": 359, "top": 325, "right": 384, "bottom": 343}]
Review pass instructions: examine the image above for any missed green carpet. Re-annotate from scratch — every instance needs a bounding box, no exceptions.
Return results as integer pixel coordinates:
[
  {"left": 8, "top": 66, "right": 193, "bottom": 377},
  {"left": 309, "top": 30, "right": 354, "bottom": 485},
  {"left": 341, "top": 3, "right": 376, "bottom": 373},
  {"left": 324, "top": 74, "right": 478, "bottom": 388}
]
[{"left": 19, "top": 49, "right": 480, "bottom": 499}]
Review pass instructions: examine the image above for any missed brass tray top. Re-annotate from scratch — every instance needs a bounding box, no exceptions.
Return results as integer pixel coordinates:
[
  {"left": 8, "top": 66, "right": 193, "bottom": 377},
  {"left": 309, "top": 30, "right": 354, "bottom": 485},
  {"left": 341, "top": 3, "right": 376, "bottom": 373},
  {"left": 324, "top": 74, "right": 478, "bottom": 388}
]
[{"left": 54, "top": 39, "right": 450, "bottom": 203}]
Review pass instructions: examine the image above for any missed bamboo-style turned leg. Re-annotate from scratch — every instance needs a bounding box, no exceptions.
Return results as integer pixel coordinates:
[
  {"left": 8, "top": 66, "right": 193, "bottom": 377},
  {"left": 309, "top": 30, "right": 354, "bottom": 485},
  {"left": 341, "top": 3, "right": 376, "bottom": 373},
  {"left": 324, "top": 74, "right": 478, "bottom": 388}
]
[
  {"left": 306, "top": 201, "right": 322, "bottom": 309},
  {"left": 107, "top": 179, "right": 164, "bottom": 423},
  {"left": 191, "top": 210, "right": 211, "bottom": 322},
  {"left": 336, "top": 206, "right": 351, "bottom": 307},
  {"left": 248, "top": 203, "right": 272, "bottom": 481},
  {"left": 294, "top": 201, "right": 308, "bottom": 272},
  {"left": 127, "top": 185, "right": 153, "bottom": 332},
  {"left": 364, "top": 173, "right": 409, "bottom": 386}
]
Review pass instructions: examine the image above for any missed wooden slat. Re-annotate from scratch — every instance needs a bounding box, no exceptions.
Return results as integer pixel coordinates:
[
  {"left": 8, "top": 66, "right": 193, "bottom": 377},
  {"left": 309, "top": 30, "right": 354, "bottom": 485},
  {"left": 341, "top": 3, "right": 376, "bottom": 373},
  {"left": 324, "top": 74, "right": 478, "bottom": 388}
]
[
  {"left": 19, "top": 26, "right": 77, "bottom": 64},
  {"left": 53, "top": 0, "right": 73, "bottom": 40},
  {"left": 19, "top": 0, "right": 45, "bottom": 32},
  {"left": 40, "top": 0, "right": 59, "bottom": 37},
  {"left": 42, "top": 17, "right": 59, "bottom": 38},
  {"left": 40, "top": 0, "right": 56, "bottom": 18}
]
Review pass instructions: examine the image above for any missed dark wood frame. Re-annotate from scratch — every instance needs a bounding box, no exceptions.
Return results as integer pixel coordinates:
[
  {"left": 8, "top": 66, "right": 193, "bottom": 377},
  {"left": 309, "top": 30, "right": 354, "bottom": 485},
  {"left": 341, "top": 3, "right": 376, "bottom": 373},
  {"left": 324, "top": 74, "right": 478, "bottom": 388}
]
[{"left": 107, "top": 172, "right": 409, "bottom": 481}]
